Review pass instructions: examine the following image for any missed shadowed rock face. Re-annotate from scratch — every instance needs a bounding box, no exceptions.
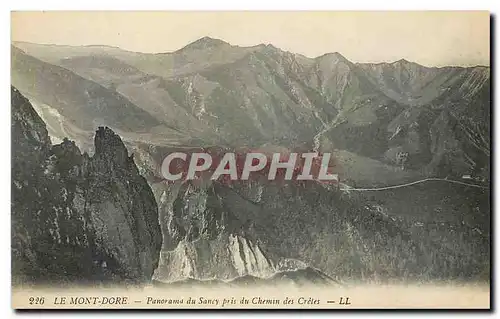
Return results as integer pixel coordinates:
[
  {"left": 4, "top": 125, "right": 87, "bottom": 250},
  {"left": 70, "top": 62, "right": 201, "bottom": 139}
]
[
  {"left": 11, "top": 86, "right": 162, "bottom": 286},
  {"left": 150, "top": 181, "right": 276, "bottom": 282},
  {"left": 143, "top": 164, "right": 489, "bottom": 284}
]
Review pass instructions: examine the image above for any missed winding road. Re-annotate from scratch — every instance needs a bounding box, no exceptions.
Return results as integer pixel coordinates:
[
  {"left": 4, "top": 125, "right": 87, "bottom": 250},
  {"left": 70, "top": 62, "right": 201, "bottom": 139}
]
[{"left": 339, "top": 177, "right": 489, "bottom": 191}]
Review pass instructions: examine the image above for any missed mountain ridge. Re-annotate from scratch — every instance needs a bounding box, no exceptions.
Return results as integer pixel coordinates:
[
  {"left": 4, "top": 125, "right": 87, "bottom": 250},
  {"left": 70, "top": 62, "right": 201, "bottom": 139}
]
[
  {"left": 11, "top": 39, "right": 490, "bottom": 180},
  {"left": 12, "top": 38, "right": 490, "bottom": 68}
]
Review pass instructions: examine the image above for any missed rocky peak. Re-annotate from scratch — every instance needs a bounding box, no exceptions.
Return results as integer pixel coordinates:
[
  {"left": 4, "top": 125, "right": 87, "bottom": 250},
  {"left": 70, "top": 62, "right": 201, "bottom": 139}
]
[
  {"left": 11, "top": 87, "right": 162, "bottom": 286},
  {"left": 393, "top": 58, "right": 410, "bottom": 64},
  {"left": 94, "top": 126, "right": 130, "bottom": 166},
  {"left": 11, "top": 87, "right": 51, "bottom": 157},
  {"left": 53, "top": 137, "right": 81, "bottom": 156},
  {"left": 390, "top": 58, "right": 427, "bottom": 72},
  {"left": 180, "top": 36, "right": 229, "bottom": 51},
  {"left": 316, "top": 52, "right": 351, "bottom": 65}
]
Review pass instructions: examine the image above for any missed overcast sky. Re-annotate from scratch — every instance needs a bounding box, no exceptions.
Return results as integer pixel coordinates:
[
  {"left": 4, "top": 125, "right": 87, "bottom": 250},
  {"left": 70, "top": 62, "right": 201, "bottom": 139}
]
[{"left": 11, "top": 11, "right": 490, "bottom": 67}]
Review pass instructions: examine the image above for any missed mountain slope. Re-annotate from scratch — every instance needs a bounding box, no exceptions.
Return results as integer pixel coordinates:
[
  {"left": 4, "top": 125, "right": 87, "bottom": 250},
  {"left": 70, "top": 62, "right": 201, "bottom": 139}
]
[
  {"left": 12, "top": 40, "right": 491, "bottom": 178},
  {"left": 11, "top": 46, "right": 164, "bottom": 133}
]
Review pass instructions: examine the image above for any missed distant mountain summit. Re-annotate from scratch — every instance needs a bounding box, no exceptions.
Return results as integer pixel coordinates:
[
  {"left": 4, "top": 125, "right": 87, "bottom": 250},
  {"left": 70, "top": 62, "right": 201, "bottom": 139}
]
[{"left": 180, "top": 36, "right": 229, "bottom": 50}]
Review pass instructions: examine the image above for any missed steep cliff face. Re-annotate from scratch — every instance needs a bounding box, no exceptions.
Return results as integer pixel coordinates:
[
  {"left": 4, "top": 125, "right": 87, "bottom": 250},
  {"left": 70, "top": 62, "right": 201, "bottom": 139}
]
[
  {"left": 149, "top": 181, "right": 275, "bottom": 282},
  {"left": 11, "top": 86, "right": 162, "bottom": 286}
]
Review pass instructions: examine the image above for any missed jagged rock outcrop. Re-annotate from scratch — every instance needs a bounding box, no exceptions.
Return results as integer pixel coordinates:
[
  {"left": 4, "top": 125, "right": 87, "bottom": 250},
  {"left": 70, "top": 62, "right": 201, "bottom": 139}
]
[
  {"left": 11, "top": 86, "right": 162, "bottom": 286},
  {"left": 150, "top": 181, "right": 275, "bottom": 282}
]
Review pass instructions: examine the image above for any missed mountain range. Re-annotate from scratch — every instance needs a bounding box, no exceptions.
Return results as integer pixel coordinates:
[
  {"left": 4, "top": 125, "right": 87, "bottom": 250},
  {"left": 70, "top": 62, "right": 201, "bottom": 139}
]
[
  {"left": 12, "top": 37, "right": 490, "bottom": 180},
  {"left": 11, "top": 37, "right": 491, "bottom": 286}
]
